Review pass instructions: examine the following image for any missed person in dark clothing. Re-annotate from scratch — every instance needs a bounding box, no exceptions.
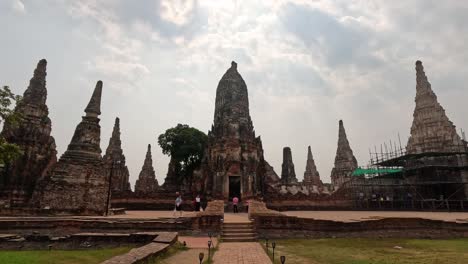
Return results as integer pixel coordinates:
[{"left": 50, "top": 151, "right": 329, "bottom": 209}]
[{"left": 195, "top": 194, "right": 201, "bottom": 211}]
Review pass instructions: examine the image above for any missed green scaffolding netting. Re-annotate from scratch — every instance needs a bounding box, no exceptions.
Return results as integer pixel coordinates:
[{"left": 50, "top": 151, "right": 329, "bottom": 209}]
[{"left": 352, "top": 167, "right": 402, "bottom": 176}]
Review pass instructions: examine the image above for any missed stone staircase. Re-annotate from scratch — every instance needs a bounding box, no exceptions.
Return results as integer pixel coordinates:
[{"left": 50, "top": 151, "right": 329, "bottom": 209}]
[{"left": 222, "top": 222, "right": 257, "bottom": 242}]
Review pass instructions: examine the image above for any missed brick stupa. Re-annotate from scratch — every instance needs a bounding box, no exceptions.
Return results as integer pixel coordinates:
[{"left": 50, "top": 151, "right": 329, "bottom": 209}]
[
  {"left": 330, "top": 120, "right": 358, "bottom": 189},
  {"left": 281, "top": 147, "right": 298, "bottom": 184},
  {"left": 303, "top": 146, "right": 322, "bottom": 187},
  {"left": 34, "top": 81, "right": 108, "bottom": 215},
  {"left": 407, "top": 61, "right": 466, "bottom": 154},
  {"left": 103, "top": 117, "right": 131, "bottom": 193},
  {"left": 134, "top": 144, "right": 159, "bottom": 194},
  {"left": 0, "top": 59, "right": 57, "bottom": 207}
]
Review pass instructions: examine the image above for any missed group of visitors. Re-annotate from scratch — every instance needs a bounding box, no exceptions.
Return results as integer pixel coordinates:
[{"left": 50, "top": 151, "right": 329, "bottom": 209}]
[
  {"left": 172, "top": 192, "right": 207, "bottom": 218},
  {"left": 172, "top": 192, "right": 251, "bottom": 218}
]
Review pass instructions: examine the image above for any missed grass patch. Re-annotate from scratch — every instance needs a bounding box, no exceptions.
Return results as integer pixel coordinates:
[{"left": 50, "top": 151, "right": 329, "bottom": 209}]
[
  {"left": 151, "top": 242, "right": 188, "bottom": 263},
  {"left": 261, "top": 238, "right": 468, "bottom": 264},
  {"left": 0, "top": 247, "right": 132, "bottom": 264}
]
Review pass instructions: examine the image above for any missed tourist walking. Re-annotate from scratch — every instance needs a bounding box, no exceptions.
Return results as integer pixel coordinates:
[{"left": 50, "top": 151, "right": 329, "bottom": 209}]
[
  {"left": 195, "top": 194, "right": 201, "bottom": 211},
  {"left": 232, "top": 196, "right": 239, "bottom": 213},
  {"left": 174, "top": 192, "right": 183, "bottom": 218}
]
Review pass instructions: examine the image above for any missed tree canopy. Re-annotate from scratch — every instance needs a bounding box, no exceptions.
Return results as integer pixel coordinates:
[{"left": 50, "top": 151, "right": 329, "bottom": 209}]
[
  {"left": 157, "top": 124, "right": 208, "bottom": 183},
  {"left": 0, "top": 86, "right": 22, "bottom": 165}
]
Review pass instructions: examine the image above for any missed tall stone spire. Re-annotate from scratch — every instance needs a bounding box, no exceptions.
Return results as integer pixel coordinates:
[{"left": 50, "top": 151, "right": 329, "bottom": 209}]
[
  {"left": 0, "top": 59, "right": 57, "bottom": 207},
  {"left": 303, "top": 146, "right": 322, "bottom": 186},
  {"left": 23, "top": 59, "right": 48, "bottom": 106},
  {"left": 281, "top": 147, "right": 297, "bottom": 184},
  {"left": 330, "top": 120, "right": 358, "bottom": 189},
  {"left": 103, "top": 117, "right": 131, "bottom": 193},
  {"left": 134, "top": 144, "right": 159, "bottom": 194},
  {"left": 406, "top": 61, "right": 465, "bottom": 154},
  {"left": 201, "top": 61, "right": 268, "bottom": 199},
  {"left": 211, "top": 61, "right": 254, "bottom": 140},
  {"left": 34, "top": 81, "right": 108, "bottom": 215},
  {"left": 62, "top": 81, "right": 103, "bottom": 160}
]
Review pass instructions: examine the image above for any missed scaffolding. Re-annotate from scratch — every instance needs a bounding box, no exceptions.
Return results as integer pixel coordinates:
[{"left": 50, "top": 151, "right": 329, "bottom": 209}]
[{"left": 343, "top": 139, "right": 468, "bottom": 211}]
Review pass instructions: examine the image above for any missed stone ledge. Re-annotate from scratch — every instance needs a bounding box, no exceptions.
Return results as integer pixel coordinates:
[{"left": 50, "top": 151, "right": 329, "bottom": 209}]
[
  {"left": 100, "top": 232, "right": 178, "bottom": 264},
  {"left": 152, "top": 232, "right": 177, "bottom": 244},
  {"left": 101, "top": 242, "right": 170, "bottom": 264},
  {"left": 249, "top": 200, "right": 284, "bottom": 217},
  {"left": 198, "top": 200, "right": 224, "bottom": 217}
]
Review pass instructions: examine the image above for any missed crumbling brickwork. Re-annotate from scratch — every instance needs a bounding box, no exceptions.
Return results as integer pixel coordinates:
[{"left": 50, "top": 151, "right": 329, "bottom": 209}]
[
  {"left": 330, "top": 120, "right": 358, "bottom": 189},
  {"left": 33, "top": 81, "right": 108, "bottom": 215},
  {"left": 134, "top": 144, "right": 159, "bottom": 194},
  {"left": 103, "top": 117, "right": 131, "bottom": 193},
  {"left": 0, "top": 59, "right": 57, "bottom": 207}
]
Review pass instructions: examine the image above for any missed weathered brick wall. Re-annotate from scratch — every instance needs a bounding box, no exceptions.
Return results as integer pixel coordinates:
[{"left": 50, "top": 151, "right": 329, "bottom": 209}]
[
  {"left": 191, "top": 200, "right": 223, "bottom": 232},
  {"left": 266, "top": 199, "right": 353, "bottom": 211},
  {"left": 252, "top": 214, "right": 468, "bottom": 239}
]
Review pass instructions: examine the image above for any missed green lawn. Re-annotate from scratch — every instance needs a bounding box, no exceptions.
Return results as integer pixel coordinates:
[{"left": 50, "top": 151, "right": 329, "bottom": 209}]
[
  {"left": 263, "top": 238, "right": 468, "bottom": 264},
  {"left": 0, "top": 247, "right": 132, "bottom": 264}
]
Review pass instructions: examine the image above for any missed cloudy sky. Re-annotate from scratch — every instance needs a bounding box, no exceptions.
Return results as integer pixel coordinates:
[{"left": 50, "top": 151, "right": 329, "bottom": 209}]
[{"left": 1, "top": 0, "right": 467, "bottom": 187}]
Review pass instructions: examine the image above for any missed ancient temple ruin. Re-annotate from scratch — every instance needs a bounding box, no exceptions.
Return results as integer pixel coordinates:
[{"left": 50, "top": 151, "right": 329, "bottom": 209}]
[
  {"left": 303, "top": 146, "right": 322, "bottom": 187},
  {"left": 330, "top": 120, "right": 358, "bottom": 189},
  {"left": 281, "top": 147, "right": 298, "bottom": 184},
  {"left": 200, "top": 61, "right": 269, "bottom": 200},
  {"left": 33, "top": 81, "right": 109, "bottom": 215},
  {"left": 0, "top": 59, "right": 57, "bottom": 208},
  {"left": 134, "top": 144, "right": 159, "bottom": 194},
  {"left": 103, "top": 117, "right": 131, "bottom": 194},
  {"left": 347, "top": 61, "right": 468, "bottom": 209},
  {"left": 407, "top": 61, "right": 466, "bottom": 154}
]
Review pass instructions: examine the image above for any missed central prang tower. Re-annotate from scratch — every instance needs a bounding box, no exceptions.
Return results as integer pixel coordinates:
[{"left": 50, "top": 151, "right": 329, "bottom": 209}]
[{"left": 201, "top": 61, "right": 267, "bottom": 200}]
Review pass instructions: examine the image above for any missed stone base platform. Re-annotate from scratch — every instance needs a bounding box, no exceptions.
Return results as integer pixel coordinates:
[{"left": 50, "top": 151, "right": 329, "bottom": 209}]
[{"left": 283, "top": 211, "right": 468, "bottom": 223}]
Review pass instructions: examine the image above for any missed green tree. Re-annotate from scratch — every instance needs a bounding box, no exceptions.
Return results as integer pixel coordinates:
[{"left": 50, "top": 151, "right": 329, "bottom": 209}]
[
  {"left": 0, "top": 86, "right": 22, "bottom": 165},
  {"left": 157, "top": 124, "right": 208, "bottom": 184}
]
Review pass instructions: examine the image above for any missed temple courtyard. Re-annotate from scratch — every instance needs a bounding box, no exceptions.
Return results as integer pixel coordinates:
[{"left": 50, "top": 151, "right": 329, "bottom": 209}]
[
  {"left": 2, "top": 210, "right": 468, "bottom": 223},
  {"left": 2, "top": 3, "right": 468, "bottom": 264},
  {"left": 1, "top": 209, "right": 468, "bottom": 263}
]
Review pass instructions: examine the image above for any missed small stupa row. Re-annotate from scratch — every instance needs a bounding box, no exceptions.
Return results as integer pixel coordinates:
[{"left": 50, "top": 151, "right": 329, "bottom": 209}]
[{"left": 278, "top": 119, "right": 357, "bottom": 193}]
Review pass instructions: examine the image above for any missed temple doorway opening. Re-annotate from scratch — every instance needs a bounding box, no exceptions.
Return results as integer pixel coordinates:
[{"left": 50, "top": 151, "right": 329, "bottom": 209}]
[{"left": 229, "top": 176, "right": 241, "bottom": 201}]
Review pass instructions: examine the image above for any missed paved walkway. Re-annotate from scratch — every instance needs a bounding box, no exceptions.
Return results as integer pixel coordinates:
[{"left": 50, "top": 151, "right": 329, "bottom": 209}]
[
  {"left": 160, "top": 236, "right": 217, "bottom": 264},
  {"left": 160, "top": 249, "right": 208, "bottom": 264},
  {"left": 178, "top": 236, "right": 218, "bottom": 248},
  {"left": 213, "top": 242, "right": 271, "bottom": 264},
  {"left": 283, "top": 211, "right": 468, "bottom": 223}
]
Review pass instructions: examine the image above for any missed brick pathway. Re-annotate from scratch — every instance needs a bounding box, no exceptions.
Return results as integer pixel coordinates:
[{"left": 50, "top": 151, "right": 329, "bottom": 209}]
[
  {"left": 160, "top": 236, "right": 216, "bottom": 264},
  {"left": 213, "top": 242, "right": 272, "bottom": 264},
  {"left": 160, "top": 248, "right": 208, "bottom": 264},
  {"left": 178, "top": 236, "right": 218, "bottom": 248}
]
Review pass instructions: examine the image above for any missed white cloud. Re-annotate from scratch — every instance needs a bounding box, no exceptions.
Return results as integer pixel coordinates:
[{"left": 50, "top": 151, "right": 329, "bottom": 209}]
[
  {"left": 11, "top": 0, "right": 26, "bottom": 14},
  {"left": 2, "top": 0, "right": 468, "bottom": 185},
  {"left": 159, "top": 0, "right": 196, "bottom": 26}
]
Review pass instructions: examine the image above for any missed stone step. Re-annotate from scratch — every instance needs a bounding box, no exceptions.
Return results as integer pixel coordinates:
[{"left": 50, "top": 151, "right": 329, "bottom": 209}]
[
  {"left": 222, "top": 237, "right": 257, "bottom": 242},
  {"left": 223, "top": 232, "right": 256, "bottom": 238},
  {"left": 222, "top": 226, "right": 254, "bottom": 230},
  {"left": 223, "top": 222, "right": 253, "bottom": 226},
  {"left": 222, "top": 229, "right": 255, "bottom": 233},
  {"left": 223, "top": 224, "right": 253, "bottom": 229}
]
